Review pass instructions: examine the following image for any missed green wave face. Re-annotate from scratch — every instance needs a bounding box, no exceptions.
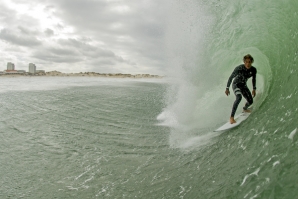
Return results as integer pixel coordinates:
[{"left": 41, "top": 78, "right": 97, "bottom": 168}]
[{"left": 164, "top": 0, "right": 298, "bottom": 198}]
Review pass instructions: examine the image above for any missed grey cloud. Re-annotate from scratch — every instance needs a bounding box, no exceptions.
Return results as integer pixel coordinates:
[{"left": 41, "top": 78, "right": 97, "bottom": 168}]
[
  {"left": 115, "top": 56, "right": 136, "bottom": 66},
  {"left": 0, "top": 4, "right": 17, "bottom": 25},
  {"left": 58, "top": 38, "right": 96, "bottom": 50},
  {"left": 33, "top": 50, "right": 82, "bottom": 63},
  {"left": 44, "top": 5, "right": 55, "bottom": 12},
  {"left": 45, "top": 28, "right": 54, "bottom": 36},
  {"left": 58, "top": 38, "right": 119, "bottom": 59},
  {"left": 1, "top": 0, "right": 166, "bottom": 74},
  {"left": 1, "top": 4, "right": 40, "bottom": 29},
  {"left": 32, "top": 38, "right": 134, "bottom": 66},
  {"left": 0, "top": 28, "right": 42, "bottom": 46},
  {"left": 32, "top": 45, "right": 81, "bottom": 63},
  {"left": 18, "top": 26, "right": 31, "bottom": 35},
  {"left": 56, "top": 23, "right": 65, "bottom": 30},
  {"left": 80, "top": 37, "right": 92, "bottom": 42},
  {"left": 4, "top": 46, "right": 25, "bottom": 53},
  {"left": 0, "top": 4, "right": 43, "bottom": 47},
  {"left": 52, "top": 0, "right": 166, "bottom": 41},
  {"left": 17, "top": 26, "right": 40, "bottom": 36},
  {"left": 89, "top": 56, "right": 137, "bottom": 72},
  {"left": 81, "top": 49, "right": 114, "bottom": 59},
  {"left": 91, "top": 59, "right": 116, "bottom": 66},
  {"left": 48, "top": 47, "right": 79, "bottom": 56}
]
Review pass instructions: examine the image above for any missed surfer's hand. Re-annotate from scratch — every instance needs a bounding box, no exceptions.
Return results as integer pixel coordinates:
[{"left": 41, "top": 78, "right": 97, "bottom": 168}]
[
  {"left": 225, "top": 89, "right": 230, "bottom": 96},
  {"left": 252, "top": 89, "right": 256, "bottom": 97}
]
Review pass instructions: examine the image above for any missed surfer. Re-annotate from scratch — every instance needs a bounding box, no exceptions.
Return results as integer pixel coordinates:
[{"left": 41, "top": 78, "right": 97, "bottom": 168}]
[{"left": 225, "top": 54, "right": 257, "bottom": 124}]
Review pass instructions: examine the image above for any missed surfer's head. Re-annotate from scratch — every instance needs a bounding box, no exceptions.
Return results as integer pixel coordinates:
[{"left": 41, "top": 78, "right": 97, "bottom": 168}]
[{"left": 243, "top": 54, "right": 254, "bottom": 69}]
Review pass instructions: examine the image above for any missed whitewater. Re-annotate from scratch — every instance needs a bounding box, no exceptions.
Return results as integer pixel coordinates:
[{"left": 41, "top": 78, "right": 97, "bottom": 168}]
[{"left": 1, "top": 0, "right": 298, "bottom": 199}]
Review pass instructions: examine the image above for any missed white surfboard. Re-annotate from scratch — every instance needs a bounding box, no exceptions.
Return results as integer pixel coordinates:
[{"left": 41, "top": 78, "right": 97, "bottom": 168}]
[{"left": 214, "top": 112, "right": 251, "bottom": 132}]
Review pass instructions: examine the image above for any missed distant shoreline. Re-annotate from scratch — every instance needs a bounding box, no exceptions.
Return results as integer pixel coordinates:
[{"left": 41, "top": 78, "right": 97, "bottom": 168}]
[{"left": 0, "top": 71, "right": 164, "bottom": 78}]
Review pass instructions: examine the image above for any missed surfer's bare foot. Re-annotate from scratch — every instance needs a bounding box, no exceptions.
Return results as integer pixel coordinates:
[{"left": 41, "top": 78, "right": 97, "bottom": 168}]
[
  {"left": 243, "top": 109, "right": 251, "bottom": 113},
  {"left": 230, "top": 117, "right": 236, "bottom": 124}
]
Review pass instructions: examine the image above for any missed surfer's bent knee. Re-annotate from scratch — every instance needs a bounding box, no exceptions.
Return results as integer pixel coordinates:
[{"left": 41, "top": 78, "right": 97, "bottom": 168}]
[
  {"left": 244, "top": 90, "right": 253, "bottom": 105},
  {"left": 236, "top": 94, "right": 242, "bottom": 101}
]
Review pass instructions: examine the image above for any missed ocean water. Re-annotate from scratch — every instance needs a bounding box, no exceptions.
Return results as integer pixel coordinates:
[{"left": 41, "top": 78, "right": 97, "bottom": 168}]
[
  {"left": 1, "top": 1, "right": 298, "bottom": 199},
  {"left": 0, "top": 77, "right": 170, "bottom": 198}
]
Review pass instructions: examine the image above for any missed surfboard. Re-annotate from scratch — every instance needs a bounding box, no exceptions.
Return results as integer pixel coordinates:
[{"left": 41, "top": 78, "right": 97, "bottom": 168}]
[{"left": 214, "top": 112, "right": 251, "bottom": 132}]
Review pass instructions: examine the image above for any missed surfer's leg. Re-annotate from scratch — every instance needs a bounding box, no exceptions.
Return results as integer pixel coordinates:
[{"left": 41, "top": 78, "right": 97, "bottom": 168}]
[
  {"left": 231, "top": 94, "right": 242, "bottom": 117},
  {"left": 230, "top": 94, "right": 241, "bottom": 124},
  {"left": 242, "top": 86, "right": 253, "bottom": 110},
  {"left": 231, "top": 85, "right": 242, "bottom": 117}
]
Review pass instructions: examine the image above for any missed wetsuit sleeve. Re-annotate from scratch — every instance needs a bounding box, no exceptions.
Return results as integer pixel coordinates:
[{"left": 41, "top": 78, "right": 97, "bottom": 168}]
[
  {"left": 226, "top": 67, "right": 238, "bottom": 89},
  {"left": 252, "top": 68, "right": 257, "bottom": 90}
]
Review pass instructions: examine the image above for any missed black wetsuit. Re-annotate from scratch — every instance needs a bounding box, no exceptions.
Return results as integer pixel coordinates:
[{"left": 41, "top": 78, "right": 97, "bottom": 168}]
[{"left": 226, "top": 64, "right": 257, "bottom": 117}]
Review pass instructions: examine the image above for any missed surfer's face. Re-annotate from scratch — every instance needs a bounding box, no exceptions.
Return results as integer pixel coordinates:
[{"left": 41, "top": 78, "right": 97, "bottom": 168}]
[{"left": 244, "top": 59, "right": 252, "bottom": 69}]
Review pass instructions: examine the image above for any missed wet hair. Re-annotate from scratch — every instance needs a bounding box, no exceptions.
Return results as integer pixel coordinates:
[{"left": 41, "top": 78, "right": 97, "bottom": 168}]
[{"left": 243, "top": 54, "right": 254, "bottom": 63}]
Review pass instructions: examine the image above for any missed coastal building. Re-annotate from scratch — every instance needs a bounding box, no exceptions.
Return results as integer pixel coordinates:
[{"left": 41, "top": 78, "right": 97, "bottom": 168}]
[
  {"left": 4, "top": 70, "right": 25, "bottom": 74},
  {"left": 4, "top": 62, "right": 24, "bottom": 74},
  {"left": 7, "top": 62, "right": 15, "bottom": 70},
  {"left": 29, "top": 63, "right": 36, "bottom": 73},
  {"left": 36, "top": 70, "right": 45, "bottom": 73}
]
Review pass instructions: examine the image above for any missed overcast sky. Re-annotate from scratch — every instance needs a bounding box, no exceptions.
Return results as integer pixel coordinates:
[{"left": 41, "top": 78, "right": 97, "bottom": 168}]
[{"left": 0, "top": 0, "right": 167, "bottom": 74}]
